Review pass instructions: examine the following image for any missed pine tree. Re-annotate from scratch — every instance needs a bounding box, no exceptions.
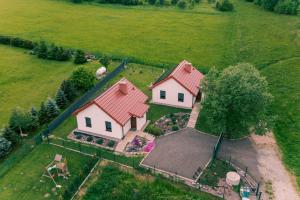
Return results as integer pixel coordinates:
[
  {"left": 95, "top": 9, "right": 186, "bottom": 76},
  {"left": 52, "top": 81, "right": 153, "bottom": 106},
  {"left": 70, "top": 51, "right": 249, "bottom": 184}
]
[
  {"left": 38, "top": 101, "right": 48, "bottom": 124},
  {"left": 29, "top": 108, "right": 39, "bottom": 131},
  {"left": 46, "top": 98, "right": 60, "bottom": 119},
  {"left": 60, "top": 80, "right": 77, "bottom": 102},
  {"left": 2, "top": 126, "right": 19, "bottom": 146},
  {"left": 35, "top": 41, "right": 48, "bottom": 59},
  {"left": 30, "top": 107, "right": 38, "bottom": 117},
  {"left": 47, "top": 44, "right": 58, "bottom": 60},
  {"left": 55, "top": 89, "right": 68, "bottom": 109}
]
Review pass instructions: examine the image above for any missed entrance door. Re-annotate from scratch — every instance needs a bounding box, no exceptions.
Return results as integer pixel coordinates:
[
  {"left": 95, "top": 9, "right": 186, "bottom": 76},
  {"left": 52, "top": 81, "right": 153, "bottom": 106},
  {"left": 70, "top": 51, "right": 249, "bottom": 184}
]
[
  {"left": 196, "top": 92, "right": 202, "bottom": 102},
  {"left": 131, "top": 117, "right": 137, "bottom": 131}
]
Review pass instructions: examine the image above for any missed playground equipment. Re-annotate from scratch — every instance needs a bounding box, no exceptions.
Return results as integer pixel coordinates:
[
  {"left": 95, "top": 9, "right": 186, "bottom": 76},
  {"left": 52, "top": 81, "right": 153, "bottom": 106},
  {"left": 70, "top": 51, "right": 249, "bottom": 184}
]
[
  {"left": 240, "top": 186, "right": 251, "bottom": 200},
  {"left": 42, "top": 154, "right": 70, "bottom": 188}
]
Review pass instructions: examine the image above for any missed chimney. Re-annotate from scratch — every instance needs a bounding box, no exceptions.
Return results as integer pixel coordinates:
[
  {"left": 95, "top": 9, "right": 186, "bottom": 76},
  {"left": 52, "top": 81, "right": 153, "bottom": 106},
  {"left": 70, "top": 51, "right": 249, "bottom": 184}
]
[
  {"left": 184, "top": 63, "right": 192, "bottom": 73},
  {"left": 119, "top": 81, "right": 128, "bottom": 95}
]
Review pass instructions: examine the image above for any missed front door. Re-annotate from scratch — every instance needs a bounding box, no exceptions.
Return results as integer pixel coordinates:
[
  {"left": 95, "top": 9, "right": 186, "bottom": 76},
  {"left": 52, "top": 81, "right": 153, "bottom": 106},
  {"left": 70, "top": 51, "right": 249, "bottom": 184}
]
[{"left": 131, "top": 117, "right": 137, "bottom": 131}]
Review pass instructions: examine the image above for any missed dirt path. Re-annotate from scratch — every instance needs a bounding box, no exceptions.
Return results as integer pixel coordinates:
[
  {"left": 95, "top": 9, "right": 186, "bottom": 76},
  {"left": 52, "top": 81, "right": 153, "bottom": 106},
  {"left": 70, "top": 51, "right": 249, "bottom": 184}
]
[{"left": 251, "top": 134, "right": 300, "bottom": 200}]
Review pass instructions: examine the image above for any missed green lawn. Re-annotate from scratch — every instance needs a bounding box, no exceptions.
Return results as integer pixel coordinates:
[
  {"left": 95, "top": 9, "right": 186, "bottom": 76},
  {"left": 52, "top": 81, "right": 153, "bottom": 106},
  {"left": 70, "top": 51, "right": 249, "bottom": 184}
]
[
  {"left": 81, "top": 163, "right": 221, "bottom": 200},
  {"left": 0, "top": 45, "right": 104, "bottom": 127},
  {"left": 0, "top": 143, "right": 91, "bottom": 200}
]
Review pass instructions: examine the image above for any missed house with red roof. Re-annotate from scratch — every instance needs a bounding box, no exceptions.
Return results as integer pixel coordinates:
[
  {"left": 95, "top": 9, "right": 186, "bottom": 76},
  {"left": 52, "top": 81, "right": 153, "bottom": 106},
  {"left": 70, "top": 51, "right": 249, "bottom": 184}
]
[
  {"left": 150, "top": 60, "right": 204, "bottom": 109},
  {"left": 73, "top": 78, "right": 149, "bottom": 141}
]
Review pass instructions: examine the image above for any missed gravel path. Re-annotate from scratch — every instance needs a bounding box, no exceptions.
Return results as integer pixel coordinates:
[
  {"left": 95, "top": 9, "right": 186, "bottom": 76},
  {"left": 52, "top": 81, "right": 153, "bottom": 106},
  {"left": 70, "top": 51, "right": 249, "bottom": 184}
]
[{"left": 251, "top": 134, "right": 300, "bottom": 200}]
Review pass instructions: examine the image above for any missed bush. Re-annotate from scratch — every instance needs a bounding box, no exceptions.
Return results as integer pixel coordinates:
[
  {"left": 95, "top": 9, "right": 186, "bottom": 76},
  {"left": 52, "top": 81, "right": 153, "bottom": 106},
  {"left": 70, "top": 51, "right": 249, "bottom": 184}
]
[
  {"left": 1, "top": 126, "right": 20, "bottom": 146},
  {"left": 177, "top": 0, "right": 188, "bottom": 8},
  {"left": 216, "top": 0, "right": 234, "bottom": 11},
  {"left": 0, "top": 137, "right": 12, "bottom": 158},
  {"left": 34, "top": 41, "right": 48, "bottom": 59},
  {"left": 87, "top": 136, "right": 94, "bottom": 142},
  {"left": 96, "top": 138, "right": 104, "bottom": 145},
  {"left": 74, "top": 49, "right": 87, "bottom": 64},
  {"left": 171, "top": 125, "right": 179, "bottom": 131},
  {"left": 261, "top": 0, "right": 278, "bottom": 10},
  {"left": 149, "top": 0, "right": 156, "bottom": 4},
  {"left": 254, "top": 0, "right": 261, "bottom": 4},
  {"left": 107, "top": 140, "right": 116, "bottom": 148},
  {"left": 70, "top": 67, "right": 95, "bottom": 91},
  {"left": 76, "top": 134, "right": 82, "bottom": 140},
  {"left": 0, "top": 35, "right": 11, "bottom": 45},
  {"left": 145, "top": 124, "right": 164, "bottom": 136},
  {"left": 99, "top": 55, "right": 112, "bottom": 67},
  {"left": 274, "top": 0, "right": 299, "bottom": 15}
]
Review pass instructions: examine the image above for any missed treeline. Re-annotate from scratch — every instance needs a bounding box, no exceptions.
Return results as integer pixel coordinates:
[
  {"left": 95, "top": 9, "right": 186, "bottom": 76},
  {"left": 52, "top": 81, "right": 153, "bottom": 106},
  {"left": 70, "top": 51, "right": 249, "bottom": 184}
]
[
  {"left": 0, "top": 67, "right": 96, "bottom": 158},
  {"left": 71, "top": 0, "right": 200, "bottom": 9},
  {"left": 247, "top": 0, "right": 299, "bottom": 15}
]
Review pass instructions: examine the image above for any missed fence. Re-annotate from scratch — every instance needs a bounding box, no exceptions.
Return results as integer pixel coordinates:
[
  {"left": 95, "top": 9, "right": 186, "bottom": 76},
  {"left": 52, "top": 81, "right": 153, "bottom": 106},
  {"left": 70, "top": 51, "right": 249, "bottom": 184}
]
[
  {"left": 212, "top": 132, "right": 223, "bottom": 159},
  {"left": 31, "top": 61, "right": 127, "bottom": 143}
]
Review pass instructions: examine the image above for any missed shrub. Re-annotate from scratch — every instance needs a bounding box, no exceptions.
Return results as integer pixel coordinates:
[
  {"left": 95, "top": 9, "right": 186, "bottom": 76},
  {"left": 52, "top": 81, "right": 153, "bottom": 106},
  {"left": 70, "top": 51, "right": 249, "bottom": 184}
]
[
  {"left": 216, "top": 0, "right": 234, "bottom": 11},
  {"left": 87, "top": 136, "right": 94, "bottom": 142},
  {"left": 74, "top": 49, "right": 87, "bottom": 64},
  {"left": 76, "top": 134, "right": 82, "bottom": 140},
  {"left": 274, "top": 0, "right": 299, "bottom": 15},
  {"left": 164, "top": 0, "right": 172, "bottom": 5},
  {"left": 96, "top": 138, "right": 104, "bottom": 145},
  {"left": 145, "top": 124, "right": 164, "bottom": 136},
  {"left": 70, "top": 67, "right": 95, "bottom": 91},
  {"left": 0, "top": 137, "right": 12, "bottom": 158},
  {"left": 99, "top": 55, "right": 112, "bottom": 67},
  {"left": 171, "top": 125, "right": 179, "bottom": 131},
  {"left": 72, "top": 0, "right": 83, "bottom": 3},
  {"left": 261, "top": 0, "right": 278, "bottom": 10},
  {"left": 177, "top": 0, "right": 188, "bottom": 8},
  {"left": 107, "top": 140, "right": 116, "bottom": 148},
  {"left": 245, "top": 0, "right": 253, "bottom": 2},
  {"left": 149, "top": 0, "right": 157, "bottom": 4},
  {"left": 34, "top": 41, "right": 48, "bottom": 59},
  {"left": 0, "top": 35, "right": 11, "bottom": 45},
  {"left": 254, "top": 0, "right": 261, "bottom": 4}
]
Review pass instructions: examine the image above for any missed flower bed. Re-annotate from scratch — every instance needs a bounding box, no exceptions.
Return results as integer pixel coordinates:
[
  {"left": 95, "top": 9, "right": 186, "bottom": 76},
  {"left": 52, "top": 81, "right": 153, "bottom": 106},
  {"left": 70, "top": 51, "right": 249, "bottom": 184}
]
[
  {"left": 125, "top": 135, "right": 149, "bottom": 153},
  {"left": 69, "top": 131, "right": 117, "bottom": 150},
  {"left": 154, "top": 112, "right": 190, "bottom": 134}
]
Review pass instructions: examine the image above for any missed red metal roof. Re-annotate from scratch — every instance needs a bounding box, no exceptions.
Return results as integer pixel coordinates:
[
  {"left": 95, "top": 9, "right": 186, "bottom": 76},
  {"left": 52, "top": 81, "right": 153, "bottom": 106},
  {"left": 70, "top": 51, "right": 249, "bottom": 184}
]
[
  {"left": 74, "top": 78, "right": 149, "bottom": 126},
  {"left": 151, "top": 60, "right": 204, "bottom": 96}
]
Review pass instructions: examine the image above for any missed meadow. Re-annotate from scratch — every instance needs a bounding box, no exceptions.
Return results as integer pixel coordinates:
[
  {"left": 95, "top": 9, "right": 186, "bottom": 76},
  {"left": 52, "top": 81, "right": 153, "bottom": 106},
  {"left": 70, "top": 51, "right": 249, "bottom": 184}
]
[{"left": 0, "top": 0, "right": 299, "bottom": 191}]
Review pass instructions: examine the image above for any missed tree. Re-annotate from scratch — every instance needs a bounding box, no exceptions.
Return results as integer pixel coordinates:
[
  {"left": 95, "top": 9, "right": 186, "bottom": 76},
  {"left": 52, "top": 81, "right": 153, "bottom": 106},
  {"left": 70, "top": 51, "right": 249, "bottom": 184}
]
[
  {"left": 216, "top": 0, "right": 234, "bottom": 11},
  {"left": 99, "top": 55, "right": 112, "bottom": 68},
  {"left": 38, "top": 101, "right": 49, "bottom": 124},
  {"left": 60, "top": 80, "right": 77, "bottom": 101},
  {"left": 74, "top": 49, "right": 87, "bottom": 64},
  {"left": 9, "top": 108, "right": 34, "bottom": 134},
  {"left": 0, "top": 137, "right": 11, "bottom": 158},
  {"left": 46, "top": 98, "right": 60, "bottom": 119},
  {"left": 201, "top": 63, "right": 273, "bottom": 138},
  {"left": 35, "top": 41, "right": 48, "bottom": 59},
  {"left": 70, "top": 67, "right": 95, "bottom": 91},
  {"left": 261, "top": 0, "right": 279, "bottom": 10},
  {"left": 177, "top": 0, "right": 188, "bottom": 8},
  {"left": 30, "top": 107, "right": 38, "bottom": 117},
  {"left": 56, "top": 47, "right": 71, "bottom": 61},
  {"left": 55, "top": 88, "right": 68, "bottom": 109},
  {"left": 274, "top": 0, "right": 299, "bottom": 15},
  {"left": 47, "top": 44, "right": 59, "bottom": 60},
  {"left": 1, "top": 126, "right": 20, "bottom": 146}
]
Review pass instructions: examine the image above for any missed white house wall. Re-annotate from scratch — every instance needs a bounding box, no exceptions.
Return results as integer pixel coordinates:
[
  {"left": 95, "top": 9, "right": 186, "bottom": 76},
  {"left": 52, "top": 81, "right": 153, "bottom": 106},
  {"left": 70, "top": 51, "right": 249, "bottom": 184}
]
[
  {"left": 136, "top": 113, "right": 147, "bottom": 130},
  {"left": 76, "top": 104, "right": 123, "bottom": 140},
  {"left": 152, "top": 78, "right": 194, "bottom": 108}
]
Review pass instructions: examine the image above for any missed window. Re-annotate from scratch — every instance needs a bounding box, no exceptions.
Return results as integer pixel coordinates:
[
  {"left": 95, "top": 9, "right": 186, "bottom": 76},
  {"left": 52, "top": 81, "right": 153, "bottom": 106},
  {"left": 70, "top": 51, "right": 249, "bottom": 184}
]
[
  {"left": 85, "top": 117, "right": 92, "bottom": 128},
  {"left": 105, "top": 121, "right": 112, "bottom": 132},
  {"left": 160, "top": 90, "right": 166, "bottom": 99},
  {"left": 178, "top": 93, "right": 184, "bottom": 102}
]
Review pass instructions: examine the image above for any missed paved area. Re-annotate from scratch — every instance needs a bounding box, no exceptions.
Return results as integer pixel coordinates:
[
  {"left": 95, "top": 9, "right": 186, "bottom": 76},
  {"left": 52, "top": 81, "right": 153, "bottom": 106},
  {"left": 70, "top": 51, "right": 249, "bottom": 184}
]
[
  {"left": 187, "top": 102, "right": 201, "bottom": 128},
  {"left": 141, "top": 128, "right": 218, "bottom": 181},
  {"left": 217, "top": 137, "right": 262, "bottom": 182},
  {"left": 115, "top": 130, "right": 155, "bottom": 153}
]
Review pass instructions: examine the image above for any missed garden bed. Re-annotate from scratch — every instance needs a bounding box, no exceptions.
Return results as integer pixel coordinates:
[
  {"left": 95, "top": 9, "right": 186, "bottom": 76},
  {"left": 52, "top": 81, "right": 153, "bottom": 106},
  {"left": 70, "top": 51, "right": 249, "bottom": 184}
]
[
  {"left": 154, "top": 112, "right": 190, "bottom": 134},
  {"left": 68, "top": 131, "right": 117, "bottom": 150},
  {"left": 124, "top": 135, "right": 149, "bottom": 153}
]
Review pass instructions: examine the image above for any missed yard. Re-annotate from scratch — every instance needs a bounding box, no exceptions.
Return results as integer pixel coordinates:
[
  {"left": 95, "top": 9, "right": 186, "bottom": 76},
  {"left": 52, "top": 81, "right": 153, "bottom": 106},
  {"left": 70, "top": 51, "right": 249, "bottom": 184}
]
[
  {"left": 0, "top": 0, "right": 300, "bottom": 194},
  {"left": 77, "top": 161, "right": 221, "bottom": 200},
  {"left": 0, "top": 143, "right": 91, "bottom": 200}
]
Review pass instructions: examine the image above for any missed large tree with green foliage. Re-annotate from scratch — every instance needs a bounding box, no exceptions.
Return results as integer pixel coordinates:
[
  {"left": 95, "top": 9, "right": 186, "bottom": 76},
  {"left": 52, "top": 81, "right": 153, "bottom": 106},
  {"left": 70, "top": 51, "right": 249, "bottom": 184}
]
[
  {"left": 60, "top": 79, "right": 77, "bottom": 101},
  {"left": 1, "top": 126, "right": 20, "bottom": 146},
  {"left": 9, "top": 108, "right": 37, "bottom": 134},
  {"left": 201, "top": 63, "right": 273, "bottom": 138},
  {"left": 70, "top": 67, "right": 95, "bottom": 91},
  {"left": 0, "top": 137, "right": 11, "bottom": 158}
]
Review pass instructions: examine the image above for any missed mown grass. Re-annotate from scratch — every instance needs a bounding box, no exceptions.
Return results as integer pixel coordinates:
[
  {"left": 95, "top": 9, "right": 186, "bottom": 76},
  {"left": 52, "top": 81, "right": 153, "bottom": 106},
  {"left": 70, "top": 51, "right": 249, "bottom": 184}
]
[
  {"left": 82, "top": 163, "right": 221, "bottom": 200},
  {"left": 0, "top": 143, "right": 91, "bottom": 200}
]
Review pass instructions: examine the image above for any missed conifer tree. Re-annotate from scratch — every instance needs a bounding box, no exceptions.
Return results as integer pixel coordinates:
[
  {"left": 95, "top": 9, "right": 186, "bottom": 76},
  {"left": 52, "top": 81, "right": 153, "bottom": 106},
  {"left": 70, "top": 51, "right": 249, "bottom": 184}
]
[
  {"left": 74, "top": 49, "right": 87, "bottom": 64},
  {"left": 2, "top": 126, "right": 19, "bottom": 145},
  {"left": 46, "top": 98, "right": 60, "bottom": 119},
  {"left": 60, "top": 80, "right": 77, "bottom": 101},
  {"left": 55, "top": 88, "right": 68, "bottom": 109},
  {"left": 38, "top": 101, "right": 48, "bottom": 124}
]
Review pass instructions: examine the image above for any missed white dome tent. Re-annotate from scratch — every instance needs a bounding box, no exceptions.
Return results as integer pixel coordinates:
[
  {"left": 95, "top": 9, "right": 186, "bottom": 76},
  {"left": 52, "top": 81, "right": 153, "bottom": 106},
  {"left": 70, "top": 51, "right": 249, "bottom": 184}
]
[{"left": 96, "top": 66, "right": 107, "bottom": 79}]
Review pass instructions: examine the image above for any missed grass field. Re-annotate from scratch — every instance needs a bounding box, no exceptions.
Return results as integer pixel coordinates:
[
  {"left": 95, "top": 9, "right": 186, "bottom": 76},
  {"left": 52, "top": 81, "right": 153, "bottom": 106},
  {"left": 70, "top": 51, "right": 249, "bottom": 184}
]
[
  {"left": 80, "top": 162, "right": 221, "bottom": 200},
  {"left": 0, "top": 0, "right": 300, "bottom": 192},
  {"left": 0, "top": 143, "right": 91, "bottom": 200}
]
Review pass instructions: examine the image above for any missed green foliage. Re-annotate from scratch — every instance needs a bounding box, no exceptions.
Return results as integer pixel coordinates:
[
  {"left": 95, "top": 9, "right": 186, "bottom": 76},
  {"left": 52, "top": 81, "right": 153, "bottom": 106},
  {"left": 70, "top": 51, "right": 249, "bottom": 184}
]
[
  {"left": 107, "top": 140, "right": 115, "bottom": 148},
  {"left": 70, "top": 67, "right": 95, "bottom": 91},
  {"left": 171, "top": 125, "right": 179, "bottom": 131},
  {"left": 74, "top": 49, "right": 87, "bottom": 64},
  {"left": 9, "top": 108, "right": 37, "bottom": 134},
  {"left": 177, "top": 0, "right": 188, "bottom": 8},
  {"left": 216, "top": 0, "right": 234, "bottom": 11},
  {"left": 1, "top": 126, "right": 20, "bottom": 146},
  {"left": 261, "top": 0, "right": 279, "bottom": 10},
  {"left": 45, "top": 98, "right": 60, "bottom": 120},
  {"left": 99, "top": 55, "right": 112, "bottom": 67},
  {"left": 274, "top": 0, "right": 299, "bottom": 15},
  {"left": 0, "top": 137, "right": 12, "bottom": 158},
  {"left": 201, "top": 64, "right": 273, "bottom": 138},
  {"left": 38, "top": 102, "right": 48, "bottom": 124},
  {"left": 72, "top": 0, "right": 83, "bottom": 3},
  {"left": 87, "top": 136, "right": 94, "bottom": 142},
  {"left": 60, "top": 80, "right": 77, "bottom": 102},
  {"left": 55, "top": 88, "right": 69, "bottom": 109},
  {"left": 97, "top": 0, "right": 143, "bottom": 5},
  {"left": 145, "top": 124, "right": 164, "bottom": 136},
  {"left": 34, "top": 41, "right": 48, "bottom": 59},
  {"left": 148, "top": 0, "right": 156, "bottom": 4},
  {"left": 254, "top": 0, "right": 261, "bottom": 5},
  {"left": 96, "top": 138, "right": 104, "bottom": 145}
]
